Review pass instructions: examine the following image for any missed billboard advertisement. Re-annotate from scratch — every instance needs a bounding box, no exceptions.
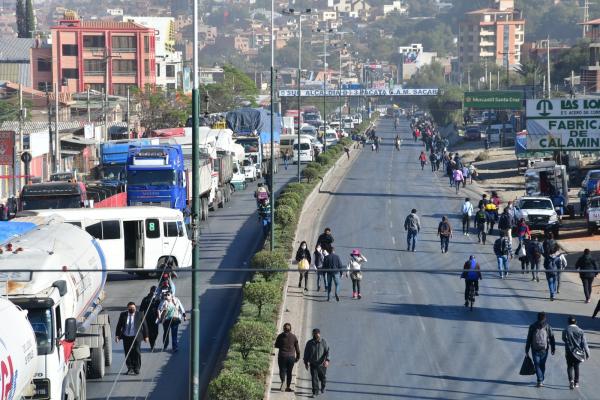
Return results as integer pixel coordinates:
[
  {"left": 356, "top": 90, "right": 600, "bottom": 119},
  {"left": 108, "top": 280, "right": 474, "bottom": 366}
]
[
  {"left": 526, "top": 98, "right": 600, "bottom": 151},
  {"left": 464, "top": 91, "right": 524, "bottom": 109},
  {"left": 0, "top": 131, "right": 15, "bottom": 166}
]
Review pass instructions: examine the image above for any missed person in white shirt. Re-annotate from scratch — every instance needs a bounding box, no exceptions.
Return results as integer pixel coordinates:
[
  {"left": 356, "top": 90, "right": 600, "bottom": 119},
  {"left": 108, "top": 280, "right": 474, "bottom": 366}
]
[
  {"left": 346, "top": 249, "right": 367, "bottom": 299},
  {"left": 157, "top": 293, "right": 187, "bottom": 352},
  {"left": 461, "top": 198, "right": 474, "bottom": 236}
]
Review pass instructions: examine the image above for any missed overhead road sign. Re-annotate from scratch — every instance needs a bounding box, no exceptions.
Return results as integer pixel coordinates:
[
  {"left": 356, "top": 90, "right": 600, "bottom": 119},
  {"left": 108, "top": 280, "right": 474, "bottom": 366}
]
[
  {"left": 278, "top": 88, "right": 439, "bottom": 97},
  {"left": 464, "top": 91, "right": 524, "bottom": 109},
  {"left": 526, "top": 98, "right": 600, "bottom": 151}
]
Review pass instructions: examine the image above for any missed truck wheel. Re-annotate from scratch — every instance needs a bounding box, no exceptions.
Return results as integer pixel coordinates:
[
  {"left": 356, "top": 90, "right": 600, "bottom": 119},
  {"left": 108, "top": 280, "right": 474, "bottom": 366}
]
[
  {"left": 87, "top": 345, "right": 105, "bottom": 379},
  {"left": 103, "top": 325, "right": 113, "bottom": 366}
]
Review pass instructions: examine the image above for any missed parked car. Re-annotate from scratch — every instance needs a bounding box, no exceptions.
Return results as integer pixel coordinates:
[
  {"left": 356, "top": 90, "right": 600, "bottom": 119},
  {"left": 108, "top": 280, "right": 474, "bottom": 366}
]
[
  {"left": 581, "top": 169, "right": 600, "bottom": 189},
  {"left": 243, "top": 159, "right": 258, "bottom": 181},
  {"left": 514, "top": 196, "right": 560, "bottom": 237},
  {"left": 586, "top": 195, "right": 600, "bottom": 234},
  {"left": 465, "top": 125, "right": 483, "bottom": 141}
]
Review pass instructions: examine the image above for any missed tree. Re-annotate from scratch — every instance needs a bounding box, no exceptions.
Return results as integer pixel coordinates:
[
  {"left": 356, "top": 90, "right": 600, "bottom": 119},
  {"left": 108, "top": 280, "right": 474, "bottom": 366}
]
[
  {"left": 230, "top": 320, "right": 271, "bottom": 360},
  {"left": 131, "top": 86, "right": 190, "bottom": 133},
  {"left": 243, "top": 280, "right": 280, "bottom": 318},
  {"left": 25, "top": 0, "right": 35, "bottom": 37},
  {"left": 427, "top": 85, "right": 464, "bottom": 127},
  {"left": 202, "top": 65, "right": 258, "bottom": 112},
  {"left": 16, "top": 0, "right": 27, "bottom": 38},
  {"left": 553, "top": 40, "right": 589, "bottom": 84}
]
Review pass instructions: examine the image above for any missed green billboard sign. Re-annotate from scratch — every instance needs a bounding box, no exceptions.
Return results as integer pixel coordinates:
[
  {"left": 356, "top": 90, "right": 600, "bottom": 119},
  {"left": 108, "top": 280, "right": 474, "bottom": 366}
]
[{"left": 464, "top": 91, "right": 524, "bottom": 109}]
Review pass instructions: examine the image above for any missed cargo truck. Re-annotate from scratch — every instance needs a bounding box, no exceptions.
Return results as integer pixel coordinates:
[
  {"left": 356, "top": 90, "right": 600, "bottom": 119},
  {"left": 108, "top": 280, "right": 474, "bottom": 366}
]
[{"left": 0, "top": 219, "right": 112, "bottom": 399}]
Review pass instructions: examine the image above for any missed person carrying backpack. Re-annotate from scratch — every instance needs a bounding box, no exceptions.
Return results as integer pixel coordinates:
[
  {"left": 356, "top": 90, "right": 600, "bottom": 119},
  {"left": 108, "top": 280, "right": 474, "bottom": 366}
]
[
  {"left": 404, "top": 209, "right": 421, "bottom": 252},
  {"left": 493, "top": 231, "right": 512, "bottom": 279},
  {"left": 474, "top": 207, "right": 487, "bottom": 244},
  {"left": 461, "top": 255, "right": 482, "bottom": 306},
  {"left": 498, "top": 208, "right": 512, "bottom": 238},
  {"left": 437, "top": 216, "right": 453, "bottom": 253},
  {"left": 575, "top": 248, "right": 598, "bottom": 303},
  {"left": 527, "top": 236, "right": 544, "bottom": 282},
  {"left": 525, "top": 312, "right": 556, "bottom": 388},
  {"left": 545, "top": 250, "right": 563, "bottom": 301}
]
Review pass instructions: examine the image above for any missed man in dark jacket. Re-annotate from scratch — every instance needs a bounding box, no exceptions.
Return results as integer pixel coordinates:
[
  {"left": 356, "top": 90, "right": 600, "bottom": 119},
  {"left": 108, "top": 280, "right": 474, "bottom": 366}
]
[
  {"left": 562, "top": 316, "right": 591, "bottom": 389},
  {"left": 303, "top": 328, "right": 330, "bottom": 397},
  {"left": 275, "top": 323, "right": 301, "bottom": 392},
  {"left": 525, "top": 312, "right": 556, "bottom": 387},
  {"left": 316, "top": 228, "right": 334, "bottom": 254},
  {"left": 576, "top": 249, "right": 598, "bottom": 303},
  {"left": 526, "top": 237, "right": 544, "bottom": 282},
  {"left": 322, "top": 247, "right": 343, "bottom": 302},
  {"left": 139, "top": 286, "right": 160, "bottom": 350},
  {"left": 115, "top": 302, "right": 149, "bottom": 375}
]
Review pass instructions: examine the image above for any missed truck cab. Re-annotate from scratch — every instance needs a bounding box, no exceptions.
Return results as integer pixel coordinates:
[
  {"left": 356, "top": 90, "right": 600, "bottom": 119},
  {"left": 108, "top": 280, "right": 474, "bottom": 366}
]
[
  {"left": 126, "top": 145, "right": 186, "bottom": 211},
  {"left": 20, "top": 182, "right": 87, "bottom": 211}
]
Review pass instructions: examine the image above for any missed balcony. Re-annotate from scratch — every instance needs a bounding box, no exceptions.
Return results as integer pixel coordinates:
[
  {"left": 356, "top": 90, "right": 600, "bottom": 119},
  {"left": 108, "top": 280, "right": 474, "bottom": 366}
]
[
  {"left": 112, "top": 47, "right": 136, "bottom": 53},
  {"left": 480, "top": 40, "right": 494, "bottom": 47},
  {"left": 480, "top": 30, "right": 494, "bottom": 36},
  {"left": 84, "top": 70, "right": 105, "bottom": 76},
  {"left": 113, "top": 70, "right": 136, "bottom": 76}
]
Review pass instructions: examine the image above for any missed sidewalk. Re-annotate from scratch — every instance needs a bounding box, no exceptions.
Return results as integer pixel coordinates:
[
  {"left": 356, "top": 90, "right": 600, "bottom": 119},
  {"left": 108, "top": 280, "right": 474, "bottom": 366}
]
[{"left": 265, "top": 145, "right": 362, "bottom": 399}]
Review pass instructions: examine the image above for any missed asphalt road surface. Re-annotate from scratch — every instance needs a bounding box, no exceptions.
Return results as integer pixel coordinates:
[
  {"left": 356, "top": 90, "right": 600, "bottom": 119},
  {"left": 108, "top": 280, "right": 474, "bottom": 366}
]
[
  {"left": 87, "top": 160, "right": 302, "bottom": 400},
  {"left": 294, "top": 118, "right": 600, "bottom": 400}
]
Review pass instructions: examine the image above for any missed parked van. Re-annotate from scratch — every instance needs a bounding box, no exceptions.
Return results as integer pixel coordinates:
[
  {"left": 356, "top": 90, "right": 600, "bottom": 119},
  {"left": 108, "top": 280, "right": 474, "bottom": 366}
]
[
  {"left": 293, "top": 135, "right": 314, "bottom": 163},
  {"left": 20, "top": 206, "right": 192, "bottom": 273}
]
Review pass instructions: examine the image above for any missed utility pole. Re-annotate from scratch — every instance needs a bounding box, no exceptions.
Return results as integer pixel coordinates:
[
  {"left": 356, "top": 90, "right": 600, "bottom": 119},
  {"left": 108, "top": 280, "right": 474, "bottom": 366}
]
[
  {"left": 126, "top": 86, "right": 130, "bottom": 138},
  {"left": 270, "top": 0, "right": 275, "bottom": 250},
  {"left": 583, "top": 0, "right": 590, "bottom": 38},
  {"left": 468, "top": 67, "right": 471, "bottom": 91},
  {"left": 546, "top": 36, "right": 551, "bottom": 98},
  {"left": 190, "top": 0, "right": 201, "bottom": 394},
  {"left": 316, "top": 28, "right": 333, "bottom": 152},
  {"left": 45, "top": 83, "right": 54, "bottom": 177},
  {"left": 16, "top": 84, "right": 23, "bottom": 194},
  {"left": 54, "top": 80, "right": 60, "bottom": 172},
  {"left": 86, "top": 86, "right": 91, "bottom": 123}
]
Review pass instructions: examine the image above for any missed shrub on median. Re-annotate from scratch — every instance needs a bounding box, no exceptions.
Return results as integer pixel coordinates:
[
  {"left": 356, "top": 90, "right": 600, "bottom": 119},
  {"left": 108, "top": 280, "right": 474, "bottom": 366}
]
[
  {"left": 251, "top": 250, "right": 288, "bottom": 281},
  {"left": 230, "top": 319, "right": 273, "bottom": 360},
  {"left": 243, "top": 280, "right": 281, "bottom": 318},
  {"left": 303, "top": 166, "right": 321, "bottom": 183},
  {"left": 208, "top": 371, "right": 263, "bottom": 400},
  {"left": 275, "top": 204, "right": 296, "bottom": 225}
]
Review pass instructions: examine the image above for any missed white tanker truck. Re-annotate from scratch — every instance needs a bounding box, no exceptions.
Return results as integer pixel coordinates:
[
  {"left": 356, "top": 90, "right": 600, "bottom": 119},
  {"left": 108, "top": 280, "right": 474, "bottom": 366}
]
[{"left": 0, "top": 219, "right": 112, "bottom": 399}]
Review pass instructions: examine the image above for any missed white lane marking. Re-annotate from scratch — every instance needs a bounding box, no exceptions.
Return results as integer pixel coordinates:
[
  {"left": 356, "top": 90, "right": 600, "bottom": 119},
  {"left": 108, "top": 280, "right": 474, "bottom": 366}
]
[
  {"left": 389, "top": 221, "right": 393, "bottom": 229},
  {"left": 392, "top": 236, "right": 396, "bottom": 245}
]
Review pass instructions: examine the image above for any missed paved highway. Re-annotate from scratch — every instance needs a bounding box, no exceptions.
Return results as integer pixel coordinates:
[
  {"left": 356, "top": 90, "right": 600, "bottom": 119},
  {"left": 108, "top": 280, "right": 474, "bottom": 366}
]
[
  {"left": 293, "top": 118, "right": 600, "bottom": 399},
  {"left": 87, "top": 161, "right": 301, "bottom": 400}
]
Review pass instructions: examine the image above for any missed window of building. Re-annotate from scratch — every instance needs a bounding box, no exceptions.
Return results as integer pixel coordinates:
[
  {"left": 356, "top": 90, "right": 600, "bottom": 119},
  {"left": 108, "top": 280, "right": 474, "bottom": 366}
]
[
  {"left": 37, "top": 82, "right": 51, "bottom": 91},
  {"left": 83, "top": 35, "right": 105, "bottom": 48},
  {"left": 62, "top": 44, "right": 78, "bottom": 56},
  {"left": 62, "top": 68, "right": 78, "bottom": 79},
  {"left": 166, "top": 64, "right": 175, "bottom": 77},
  {"left": 84, "top": 59, "right": 105, "bottom": 75},
  {"left": 167, "top": 83, "right": 176, "bottom": 91},
  {"left": 144, "top": 36, "right": 150, "bottom": 53},
  {"left": 156, "top": 63, "right": 161, "bottom": 77},
  {"left": 112, "top": 83, "right": 130, "bottom": 97},
  {"left": 112, "top": 36, "right": 136, "bottom": 51},
  {"left": 37, "top": 58, "right": 51, "bottom": 72},
  {"left": 113, "top": 60, "right": 136, "bottom": 75},
  {"left": 144, "top": 59, "right": 150, "bottom": 77}
]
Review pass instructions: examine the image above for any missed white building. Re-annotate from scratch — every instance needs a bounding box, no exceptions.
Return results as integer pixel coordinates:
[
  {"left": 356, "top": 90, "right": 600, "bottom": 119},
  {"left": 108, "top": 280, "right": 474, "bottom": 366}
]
[
  {"left": 383, "top": 1, "right": 408, "bottom": 16},
  {"left": 398, "top": 43, "right": 438, "bottom": 80},
  {"left": 106, "top": 8, "right": 123, "bottom": 16},
  {"left": 122, "top": 16, "right": 182, "bottom": 91}
]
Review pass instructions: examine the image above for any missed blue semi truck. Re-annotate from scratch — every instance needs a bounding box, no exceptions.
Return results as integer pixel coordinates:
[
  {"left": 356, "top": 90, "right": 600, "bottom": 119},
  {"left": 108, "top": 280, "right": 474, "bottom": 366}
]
[{"left": 98, "top": 139, "right": 156, "bottom": 183}]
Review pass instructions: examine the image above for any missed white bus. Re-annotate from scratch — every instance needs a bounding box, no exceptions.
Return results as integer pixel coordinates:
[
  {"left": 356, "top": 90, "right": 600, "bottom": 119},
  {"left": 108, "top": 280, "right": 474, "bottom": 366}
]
[{"left": 21, "top": 206, "right": 192, "bottom": 273}]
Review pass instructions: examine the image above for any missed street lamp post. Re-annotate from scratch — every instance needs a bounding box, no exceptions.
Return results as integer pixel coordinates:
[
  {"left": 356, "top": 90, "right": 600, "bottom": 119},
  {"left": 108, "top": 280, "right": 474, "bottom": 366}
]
[
  {"left": 315, "top": 28, "right": 333, "bottom": 151},
  {"left": 283, "top": 8, "right": 311, "bottom": 182},
  {"left": 270, "top": 0, "right": 275, "bottom": 250}
]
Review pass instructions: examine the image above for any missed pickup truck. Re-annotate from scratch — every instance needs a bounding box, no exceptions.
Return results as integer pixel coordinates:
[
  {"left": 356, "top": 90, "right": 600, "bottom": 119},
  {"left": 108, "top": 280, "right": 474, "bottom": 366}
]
[
  {"left": 514, "top": 196, "right": 560, "bottom": 237},
  {"left": 586, "top": 196, "right": 600, "bottom": 234}
]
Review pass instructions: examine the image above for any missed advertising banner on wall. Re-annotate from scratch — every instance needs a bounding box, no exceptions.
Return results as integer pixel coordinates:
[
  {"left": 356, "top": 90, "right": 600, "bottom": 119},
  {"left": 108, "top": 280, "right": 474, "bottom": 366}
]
[
  {"left": 0, "top": 131, "right": 15, "bottom": 165},
  {"left": 526, "top": 98, "right": 600, "bottom": 151},
  {"left": 278, "top": 88, "right": 439, "bottom": 97}
]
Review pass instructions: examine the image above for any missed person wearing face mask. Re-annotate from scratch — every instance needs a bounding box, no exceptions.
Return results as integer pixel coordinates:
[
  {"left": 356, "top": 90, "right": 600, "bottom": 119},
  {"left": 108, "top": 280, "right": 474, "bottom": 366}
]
[
  {"left": 115, "top": 302, "right": 149, "bottom": 375},
  {"left": 296, "top": 241, "right": 312, "bottom": 291},
  {"left": 157, "top": 292, "right": 187, "bottom": 352},
  {"left": 313, "top": 244, "right": 326, "bottom": 292},
  {"left": 304, "top": 328, "right": 330, "bottom": 398},
  {"left": 346, "top": 249, "right": 367, "bottom": 299}
]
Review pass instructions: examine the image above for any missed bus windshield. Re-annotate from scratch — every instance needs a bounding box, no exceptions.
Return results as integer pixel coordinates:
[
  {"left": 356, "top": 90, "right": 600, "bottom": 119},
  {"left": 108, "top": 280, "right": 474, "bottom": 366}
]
[
  {"left": 21, "top": 195, "right": 82, "bottom": 210},
  {"left": 127, "top": 170, "right": 177, "bottom": 186}
]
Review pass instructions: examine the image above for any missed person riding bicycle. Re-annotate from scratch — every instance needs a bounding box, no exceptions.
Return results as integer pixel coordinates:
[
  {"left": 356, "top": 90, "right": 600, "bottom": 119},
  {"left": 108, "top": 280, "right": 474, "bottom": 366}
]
[
  {"left": 255, "top": 183, "right": 270, "bottom": 207},
  {"left": 156, "top": 259, "right": 178, "bottom": 297},
  {"left": 461, "top": 255, "right": 482, "bottom": 307}
]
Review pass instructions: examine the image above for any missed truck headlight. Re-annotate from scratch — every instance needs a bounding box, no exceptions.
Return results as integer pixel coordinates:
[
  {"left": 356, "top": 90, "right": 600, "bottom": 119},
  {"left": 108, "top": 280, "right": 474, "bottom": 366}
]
[{"left": 549, "top": 214, "right": 558, "bottom": 223}]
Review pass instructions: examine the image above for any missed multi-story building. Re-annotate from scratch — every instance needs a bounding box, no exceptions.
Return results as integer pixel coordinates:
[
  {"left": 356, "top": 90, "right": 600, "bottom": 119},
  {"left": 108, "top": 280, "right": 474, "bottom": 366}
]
[
  {"left": 581, "top": 19, "right": 600, "bottom": 93},
  {"left": 458, "top": 0, "right": 525, "bottom": 72},
  {"left": 31, "top": 12, "right": 156, "bottom": 96},
  {"left": 123, "top": 16, "right": 182, "bottom": 91}
]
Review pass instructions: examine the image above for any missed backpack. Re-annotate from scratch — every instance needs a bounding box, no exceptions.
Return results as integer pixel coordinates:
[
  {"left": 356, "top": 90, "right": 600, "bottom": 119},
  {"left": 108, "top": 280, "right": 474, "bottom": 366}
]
[
  {"left": 494, "top": 238, "right": 508, "bottom": 255},
  {"left": 532, "top": 325, "right": 548, "bottom": 352},
  {"left": 498, "top": 214, "right": 510, "bottom": 230},
  {"left": 439, "top": 221, "right": 451, "bottom": 236},
  {"left": 475, "top": 211, "right": 486, "bottom": 224}
]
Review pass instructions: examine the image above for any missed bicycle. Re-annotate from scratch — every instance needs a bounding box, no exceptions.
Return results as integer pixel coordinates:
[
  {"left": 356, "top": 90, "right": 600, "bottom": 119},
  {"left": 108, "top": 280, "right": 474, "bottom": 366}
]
[{"left": 466, "top": 280, "right": 477, "bottom": 311}]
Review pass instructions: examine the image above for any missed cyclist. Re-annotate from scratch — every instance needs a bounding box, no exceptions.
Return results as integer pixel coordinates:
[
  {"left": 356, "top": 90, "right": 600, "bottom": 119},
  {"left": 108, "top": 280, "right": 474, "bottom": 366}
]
[{"left": 461, "top": 255, "right": 482, "bottom": 307}]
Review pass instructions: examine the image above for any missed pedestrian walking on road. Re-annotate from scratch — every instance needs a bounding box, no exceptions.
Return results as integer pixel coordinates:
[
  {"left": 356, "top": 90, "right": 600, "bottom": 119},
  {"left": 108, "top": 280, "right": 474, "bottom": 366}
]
[
  {"left": 139, "top": 286, "right": 160, "bottom": 350},
  {"left": 296, "top": 241, "right": 312, "bottom": 292},
  {"left": 304, "top": 329, "right": 330, "bottom": 398},
  {"left": 563, "top": 316, "right": 590, "bottom": 390},
  {"left": 493, "top": 231, "right": 512, "bottom": 279},
  {"left": 115, "top": 302, "right": 149, "bottom": 375},
  {"left": 429, "top": 152, "right": 436, "bottom": 171},
  {"left": 517, "top": 238, "right": 529, "bottom": 274},
  {"left": 525, "top": 312, "right": 556, "bottom": 387},
  {"left": 498, "top": 208, "right": 513, "bottom": 239},
  {"left": 312, "top": 244, "right": 326, "bottom": 292},
  {"left": 452, "top": 168, "right": 464, "bottom": 194},
  {"left": 461, "top": 255, "right": 482, "bottom": 306},
  {"left": 346, "top": 249, "right": 367, "bottom": 299},
  {"left": 275, "top": 323, "right": 301, "bottom": 392},
  {"left": 527, "top": 236, "right": 543, "bottom": 282},
  {"left": 157, "top": 292, "right": 187, "bottom": 352},
  {"left": 516, "top": 218, "right": 531, "bottom": 246},
  {"left": 404, "top": 209, "right": 421, "bottom": 252},
  {"left": 317, "top": 228, "right": 334, "bottom": 254},
  {"left": 544, "top": 251, "right": 562, "bottom": 301},
  {"left": 283, "top": 149, "right": 290, "bottom": 170},
  {"left": 323, "top": 247, "right": 343, "bottom": 302},
  {"left": 461, "top": 198, "right": 474, "bottom": 235},
  {"left": 575, "top": 249, "right": 598, "bottom": 303},
  {"left": 437, "top": 216, "right": 453, "bottom": 253},
  {"left": 461, "top": 165, "right": 469, "bottom": 188},
  {"left": 475, "top": 207, "right": 487, "bottom": 244},
  {"left": 554, "top": 248, "right": 568, "bottom": 295},
  {"left": 419, "top": 151, "right": 427, "bottom": 170}
]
